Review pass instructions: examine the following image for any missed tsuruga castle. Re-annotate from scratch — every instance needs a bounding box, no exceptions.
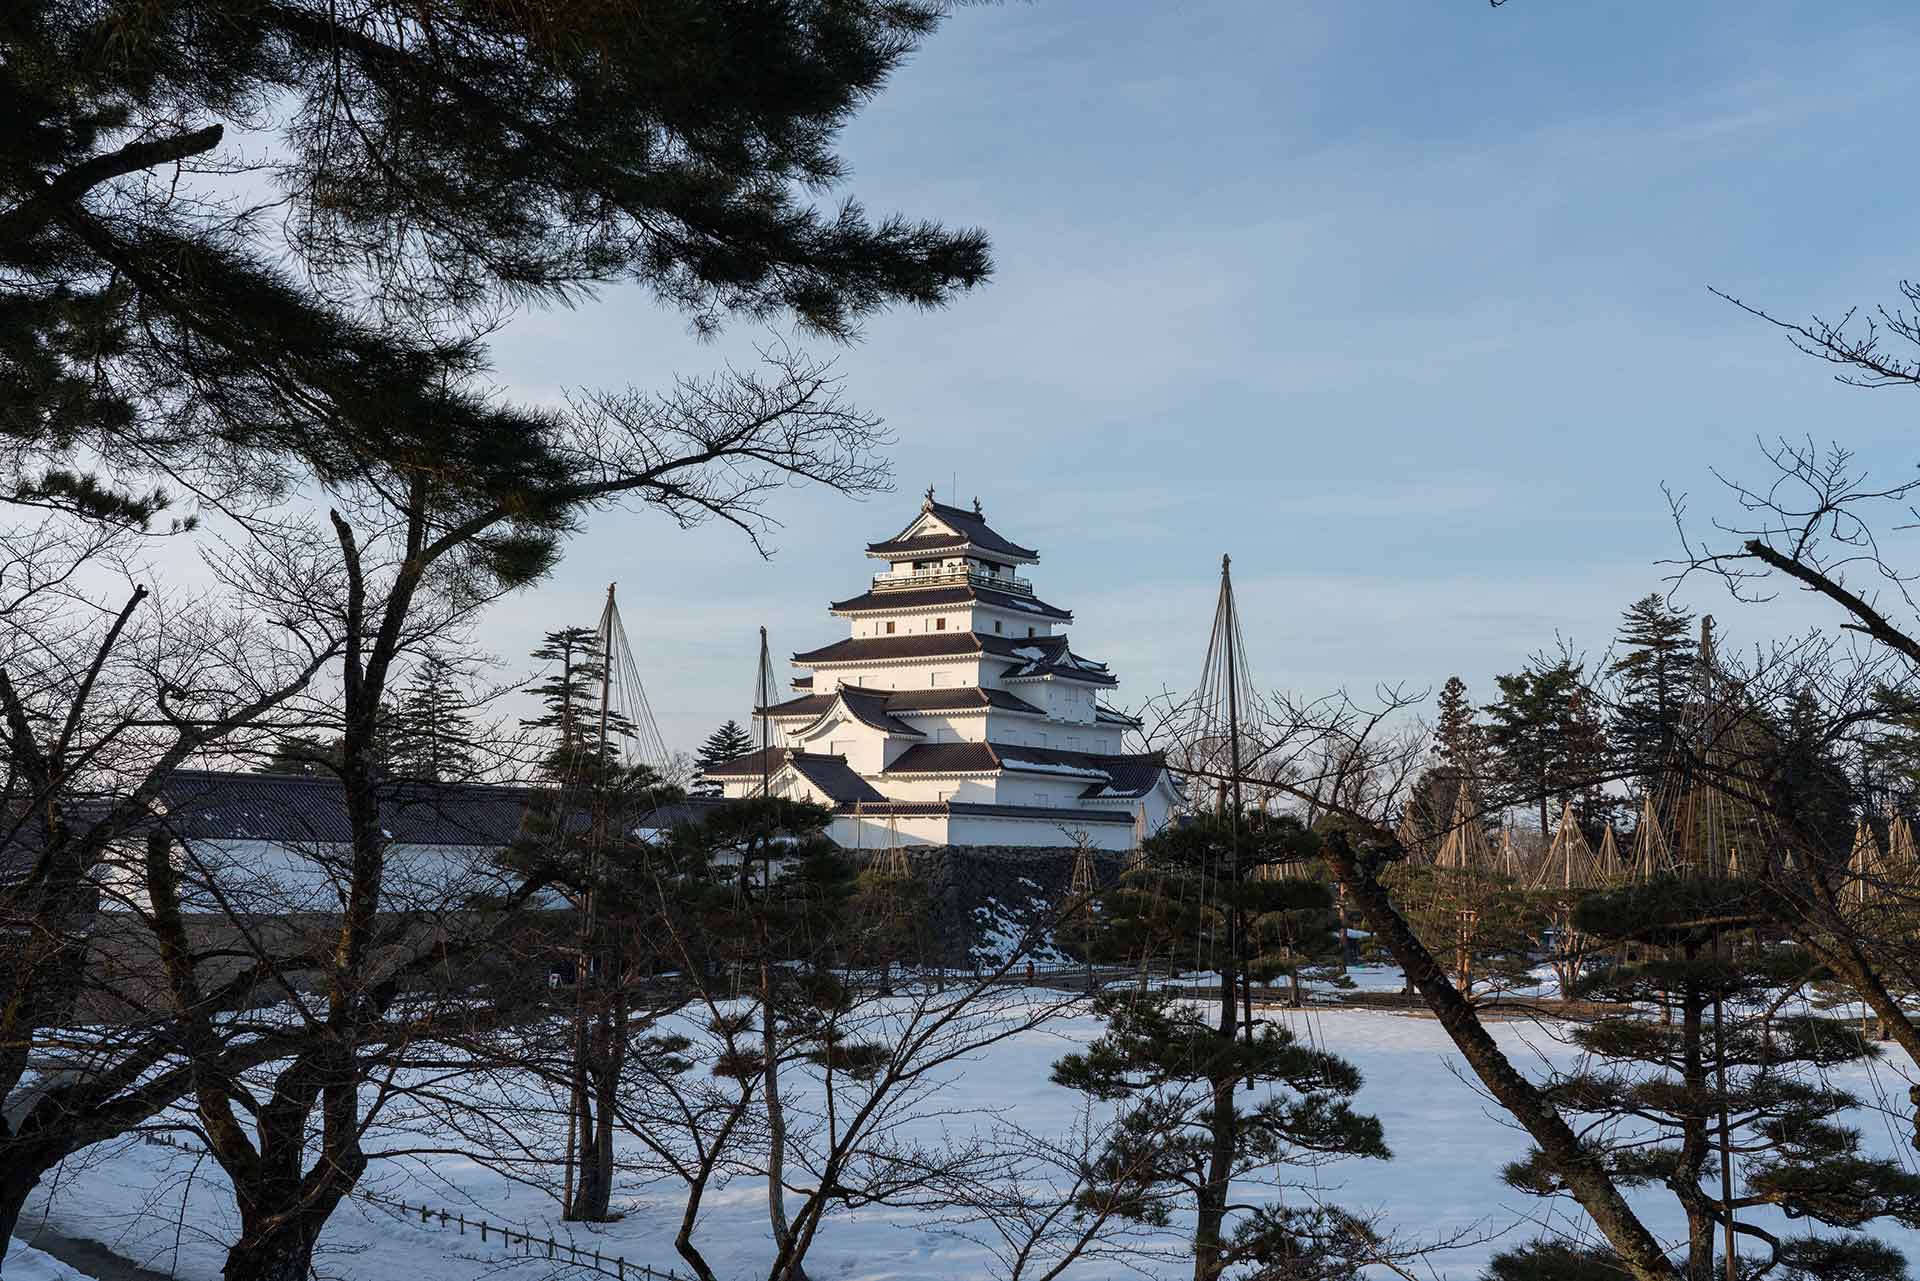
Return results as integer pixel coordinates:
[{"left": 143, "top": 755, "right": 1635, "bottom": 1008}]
[{"left": 704, "top": 491, "right": 1179, "bottom": 850}]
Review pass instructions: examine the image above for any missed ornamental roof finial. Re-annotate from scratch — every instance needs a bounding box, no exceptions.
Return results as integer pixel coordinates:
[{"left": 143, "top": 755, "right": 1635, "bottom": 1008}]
[
  {"left": 972, "top": 495, "right": 982, "bottom": 516},
  {"left": 922, "top": 484, "right": 936, "bottom": 511}
]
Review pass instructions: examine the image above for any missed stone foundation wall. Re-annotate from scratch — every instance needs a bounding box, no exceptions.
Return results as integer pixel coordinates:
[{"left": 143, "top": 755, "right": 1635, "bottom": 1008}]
[{"left": 853, "top": 844, "right": 1126, "bottom": 964}]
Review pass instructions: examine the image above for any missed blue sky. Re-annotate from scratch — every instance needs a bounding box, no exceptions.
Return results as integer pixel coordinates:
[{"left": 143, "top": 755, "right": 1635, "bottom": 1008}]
[{"left": 479, "top": 1, "right": 1920, "bottom": 750}]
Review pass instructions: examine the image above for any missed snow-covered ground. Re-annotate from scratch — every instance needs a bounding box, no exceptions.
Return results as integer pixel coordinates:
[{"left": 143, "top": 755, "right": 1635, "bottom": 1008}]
[
  {"left": 14, "top": 974, "right": 1920, "bottom": 1280},
  {"left": 4, "top": 1240, "right": 97, "bottom": 1281}
]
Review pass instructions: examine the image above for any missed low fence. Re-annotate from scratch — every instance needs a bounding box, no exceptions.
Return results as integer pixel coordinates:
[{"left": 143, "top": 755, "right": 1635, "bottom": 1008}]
[{"left": 138, "top": 1132, "right": 688, "bottom": 1280}]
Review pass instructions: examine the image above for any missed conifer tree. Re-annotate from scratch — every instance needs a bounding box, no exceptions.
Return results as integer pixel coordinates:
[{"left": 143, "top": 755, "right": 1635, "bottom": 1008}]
[
  {"left": 1484, "top": 659, "right": 1598, "bottom": 835},
  {"left": 693, "top": 719, "right": 758, "bottom": 794},
  {"left": 1610, "top": 594, "right": 1697, "bottom": 785},
  {"left": 523, "top": 626, "right": 639, "bottom": 781},
  {"left": 506, "top": 755, "right": 686, "bottom": 1222},
  {"left": 698, "top": 719, "right": 757, "bottom": 771},
  {"left": 1434, "top": 675, "right": 1486, "bottom": 776},
  {"left": 253, "top": 734, "right": 342, "bottom": 776},
  {"left": 387, "top": 651, "right": 477, "bottom": 782},
  {"left": 1060, "top": 811, "right": 1391, "bottom": 1280},
  {"left": 668, "top": 797, "right": 868, "bottom": 1280},
  {"left": 1493, "top": 875, "right": 1920, "bottom": 1281},
  {"left": 2, "top": 0, "right": 992, "bottom": 525}
]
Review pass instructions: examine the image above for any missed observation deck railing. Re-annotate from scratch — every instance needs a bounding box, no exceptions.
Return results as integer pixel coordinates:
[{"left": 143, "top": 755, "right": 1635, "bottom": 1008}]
[{"left": 871, "top": 567, "right": 1033, "bottom": 595}]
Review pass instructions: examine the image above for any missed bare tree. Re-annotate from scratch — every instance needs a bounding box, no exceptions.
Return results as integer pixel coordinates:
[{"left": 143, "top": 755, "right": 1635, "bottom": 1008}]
[{"left": 0, "top": 513, "right": 342, "bottom": 1247}]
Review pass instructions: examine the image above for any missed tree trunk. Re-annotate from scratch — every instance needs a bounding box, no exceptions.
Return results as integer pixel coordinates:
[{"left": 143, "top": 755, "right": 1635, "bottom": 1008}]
[
  {"left": 0, "top": 1158, "right": 43, "bottom": 1260},
  {"left": 1674, "top": 976, "right": 1714, "bottom": 1281},
  {"left": 1320, "top": 833, "right": 1677, "bottom": 1280},
  {"left": 223, "top": 1204, "right": 332, "bottom": 1281},
  {"left": 1191, "top": 952, "right": 1240, "bottom": 1281},
  {"left": 761, "top": 960, "right": 806, "bottom": 1281},
  {"left": 570, "top": 997, "right": 620, "bottom": 1222}
]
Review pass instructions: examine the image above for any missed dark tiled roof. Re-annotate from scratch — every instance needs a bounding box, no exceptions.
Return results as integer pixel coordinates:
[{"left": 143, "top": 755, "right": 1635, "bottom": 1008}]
[
  {"left": 793, "top": 675, "right": 812, "bottom": 689},
  {"left": 793, "top": 630, "right": 1095, "bottom": 668},
  {"left": 984, "top": 632, "right": 1067, "bottom": 660},
  {"left": 829, "top": 585, "right": 1072, "bottom": 621},
  {"left": 837, "top": 686, "right": 923, "bottom": 736},
  {"left": 1096, "top": 702, "right": 1143, "bottom": 728},
  {"left": 759, "top": 685, "right": 1045, "bottom": 721},
  {"left": 161, "top": 770, "right": 537, "bottom": 845},
  {"left": 866, "top": 501, "right": 1039, "bottom": 563},
  {"left": 785, "top": 754, "right": 887, "bottom": 804},
  {"left": 703, "top": 747, "right": 788, "bottom": 778},
  {"left": 882, "top": 687, "right": 1046, "bottom": 715},
  {"left": 1082, "top": 753, "right": 1168, "bottom": 800},
  {"left": 793, "top": 632, "right": 983, "bottom": 665},
  {"left": 882, "top": 742, "right": 1003, "bottom": 774},
  {"left": 757, "top": 693, "right": 834, "bottom": 719},
  {"left": 879, "top": 743, "right": 1168, "bottom": 798},
  {"left": 997, "top": 637, "right": 1119, "bottom": 687}
]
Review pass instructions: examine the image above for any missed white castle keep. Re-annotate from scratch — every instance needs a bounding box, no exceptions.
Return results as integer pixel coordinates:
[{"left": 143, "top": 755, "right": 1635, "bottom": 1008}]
[{"left": 703, "top": 491, "right": 1179, "bottom": 850}]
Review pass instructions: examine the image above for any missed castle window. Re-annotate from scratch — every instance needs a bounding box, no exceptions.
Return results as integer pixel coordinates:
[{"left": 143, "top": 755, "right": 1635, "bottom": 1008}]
[
  {"left": 886, "top": 620, "right": 895, "bottom": 634},
  {"left": 1027, "top": 626, "right": 1035, "bottom": 637},
  {"left": 936, "top": 617, "right": 946, "bottom": 631},
  {"left": 994, "top": 620, "right": 1002, "bottom": 634}
]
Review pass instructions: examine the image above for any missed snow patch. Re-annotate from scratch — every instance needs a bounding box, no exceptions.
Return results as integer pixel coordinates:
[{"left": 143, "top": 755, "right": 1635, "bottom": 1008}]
[{"left": 998, "top": 758, "right": 1108, "bottom": 779}]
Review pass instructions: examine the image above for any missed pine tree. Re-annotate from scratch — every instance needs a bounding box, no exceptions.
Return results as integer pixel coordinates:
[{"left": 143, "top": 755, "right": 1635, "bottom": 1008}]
[
  {"left": 1061, "top": 811, "right": 1391, "bottom": 1281},
  {"left": 387, "top": 651, "right": 476, "bottom": 783},
  {"left": 695, "top": 719, "right": 757, "bottom": 782},
  {"left": 1484, "top": 659, "right": 1590, "bottom": 836},
  {"left": 1610, "top": 594, "right": 1697, "bottom": 786},
  {"left": 1434, "top": 676, "right": 1485, "bottom": 776},
  {"left": 668, "top": 798, "right": 869, "bottom": 1279},
  {"left": 3, "top": 0, "right": 990, "bottom": 527},
  {"left": 1493, "top": 876, "right": 1920, "bottom": 1281},
  {"left": 254, "top": 734, "right": 342, "bottom": 776},
  {"left": 522, "top": 627, "right": 637, "bottom": 782},
  {"left": 506, "top": 758, "right": 692, "bottom": 1223}
]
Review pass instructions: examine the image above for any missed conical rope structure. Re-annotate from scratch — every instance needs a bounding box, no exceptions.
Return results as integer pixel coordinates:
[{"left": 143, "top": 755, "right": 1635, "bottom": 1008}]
[
  {"left": 1434, "top": 779, "right": 1494, "bottom": 873},
  {"left": 1629, "top": 795, "right": 1673, "bottom": 882},
  {"left": 1494, "top": 825, "right": 1526, "bottom": 880},
  {"left": 1396, "top": 805, "right": 1433, "bottom": 866},
  {"left": 555, "top": 584, "right": 671, "bottom": 1219},
  {"left": 1532, "top": 800, "right": 1603, "bottom": 892},
  {"left": 1637, "top": 616, "right": 1786, "bottom": 881},
  {"left": 1595, "top": 823, "right": 1623, "bottom": 884},
  {"left": 1178, "top": 555, "right": 1261, "bottom": 1029},
  {"left": 1846, "top": 817, "right": 1885, "bottom": 909},
  {"left": 1890, "top": 815, "right": 1917, "bottom": 869}
]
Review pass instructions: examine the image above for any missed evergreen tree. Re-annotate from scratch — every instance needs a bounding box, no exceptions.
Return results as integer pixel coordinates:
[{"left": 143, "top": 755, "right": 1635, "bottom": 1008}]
[
  {"left": 1061, "top": 811, "right": 1391, "bottom": 1281},
  {"left": 387, "top": 651, "right": 477, "bottom": 782},
  {"left": 693, "top": 719, "right": 758, "bottom": 794},
  {"left": 3, "top": 0, "right": 990, "bottom": 526},
  {"left": 254, "top": 734, "right": 342, "bottom": 776},
  {"left": 1492, "top": 876, "right": 1920, "bottom": 1281},
  {"left": 698, "top": 719, "right": 757, "bottom": 770},
  {"left": 254, "top": 705, "right": 399, "bottom": 776},
  {"left": 505, "top": 757, "right": 692, "bottom": 1223},
  {"left": 668, "top": 797, "right": 870, "bottom": 1278},
  {"left": 1434, "top": 675, "right": 1486, "bottom": 776},
  {"left": 1484, "top": 659, "right": 1591, "bottom": 836},
  {"left": 522, "top": 627, "right": 637, "bottom": 782},
  {"left": 1610, "top": 594, "right": 1698, "bottom": 786}
]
